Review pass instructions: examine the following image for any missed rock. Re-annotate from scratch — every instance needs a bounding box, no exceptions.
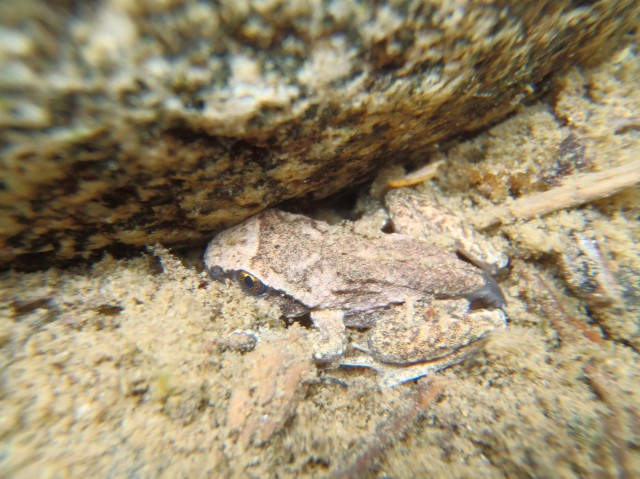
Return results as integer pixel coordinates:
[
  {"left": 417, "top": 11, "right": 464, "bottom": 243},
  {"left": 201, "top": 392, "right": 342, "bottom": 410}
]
[{"left": 1, "top": 0, "right": 638, "bottom": 269}]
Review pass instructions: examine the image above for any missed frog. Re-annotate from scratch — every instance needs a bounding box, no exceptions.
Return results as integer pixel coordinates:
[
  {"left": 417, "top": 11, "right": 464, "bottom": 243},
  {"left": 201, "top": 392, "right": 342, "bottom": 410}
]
[{"left": 204, "top": 187, "right": 507, "bottom": 386}]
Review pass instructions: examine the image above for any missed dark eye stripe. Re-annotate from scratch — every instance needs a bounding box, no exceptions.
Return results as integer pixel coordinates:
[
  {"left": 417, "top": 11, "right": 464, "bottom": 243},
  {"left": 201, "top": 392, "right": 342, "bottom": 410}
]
[
  {"left": 236, "top": 271, "right": 268, "bottom": 296},
  {"left": 207, "top": 266, "right": 225, "bottom": 281}
]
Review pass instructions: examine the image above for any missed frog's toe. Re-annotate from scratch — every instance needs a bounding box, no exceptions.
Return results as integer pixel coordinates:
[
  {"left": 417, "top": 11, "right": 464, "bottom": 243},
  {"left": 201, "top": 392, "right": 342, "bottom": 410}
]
[
  {"left": 464, "top": 273, "right": 506, "bottom": 309},
  {"left": 310, "top": 310, "right": 347, "bottom": 363},
  {"left": 341, "top": 349, "right": 470, "bottom": 387}
]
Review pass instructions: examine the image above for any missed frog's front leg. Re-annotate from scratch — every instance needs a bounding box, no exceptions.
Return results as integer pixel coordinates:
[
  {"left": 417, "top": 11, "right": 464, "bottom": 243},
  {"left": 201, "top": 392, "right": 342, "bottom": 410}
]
[
  {"left": 310, "top": 310, "right": 347, "bottom": 363},
  {"left": 343, "top": 299, "right": 506, "bottom": 386}
]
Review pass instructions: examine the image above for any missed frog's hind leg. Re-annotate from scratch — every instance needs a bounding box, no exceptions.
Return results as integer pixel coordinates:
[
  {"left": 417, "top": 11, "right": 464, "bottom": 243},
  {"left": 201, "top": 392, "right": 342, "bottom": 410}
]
[
  {"left": 369, "top": 300, "right": 505, "bottom": 365},
  {"left": 341, "top": 300, "right": 506, "bottom": 386}
]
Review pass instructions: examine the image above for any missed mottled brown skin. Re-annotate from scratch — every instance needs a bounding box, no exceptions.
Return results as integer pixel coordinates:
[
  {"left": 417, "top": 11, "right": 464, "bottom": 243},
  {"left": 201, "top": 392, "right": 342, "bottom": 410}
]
[
  {"left": 205, "top": 210, "right": 490, "bottom": 319},
  {"left": 386, "top": 188, "right": 509, "bottom": 276},
  {"left": 205, "top": 209, "right": 506, "bottom": 385}
]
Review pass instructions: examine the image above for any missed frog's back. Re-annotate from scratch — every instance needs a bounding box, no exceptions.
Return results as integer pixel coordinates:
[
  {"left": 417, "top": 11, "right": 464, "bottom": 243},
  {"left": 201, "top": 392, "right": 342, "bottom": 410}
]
[
  {"left": 313, "top": 230, "right": 488, "bottom": 311},
  {"left": 205, "top": 209, "right": 500, "bottom": 314}
]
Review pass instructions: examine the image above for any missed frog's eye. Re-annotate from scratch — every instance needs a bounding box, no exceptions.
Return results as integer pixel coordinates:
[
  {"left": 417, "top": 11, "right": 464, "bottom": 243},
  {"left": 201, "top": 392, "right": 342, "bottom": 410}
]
[{"left": 236, "top": 271, "right": 268, "bottom": 296}]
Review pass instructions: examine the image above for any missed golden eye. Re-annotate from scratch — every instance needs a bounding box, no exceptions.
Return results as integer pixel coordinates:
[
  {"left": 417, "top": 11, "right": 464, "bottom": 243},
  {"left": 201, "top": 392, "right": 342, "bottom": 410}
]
[{"left": 236, "top": 271, "right": 268, "bottom": 296}]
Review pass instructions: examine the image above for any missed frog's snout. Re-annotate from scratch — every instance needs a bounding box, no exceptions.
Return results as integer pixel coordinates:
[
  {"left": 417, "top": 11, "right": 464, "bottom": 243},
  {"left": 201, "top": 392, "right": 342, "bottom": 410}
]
[{"left": 464, "top": 274, "right": 507, "bottom": 309}]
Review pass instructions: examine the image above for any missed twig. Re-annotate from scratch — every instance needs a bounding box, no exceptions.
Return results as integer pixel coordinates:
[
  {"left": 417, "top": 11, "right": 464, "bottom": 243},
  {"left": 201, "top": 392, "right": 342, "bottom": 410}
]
[
  {"left": 476, "top": 159, "right": 640, "bottom": 229},
  {"left": 388, "top": 160, "right": 445, "bottom": 188},
  {"left": 331, "top": 378, "right": 444, "bottom": 479},
  {"left": 517, "top": 262, "right": 603, "bottom": 345},
  {"left": 584, "top": 362, "right": 631, "bottom": 479},
  {"left": 521, "top": 263, "right": 629, "bottom": 477}
]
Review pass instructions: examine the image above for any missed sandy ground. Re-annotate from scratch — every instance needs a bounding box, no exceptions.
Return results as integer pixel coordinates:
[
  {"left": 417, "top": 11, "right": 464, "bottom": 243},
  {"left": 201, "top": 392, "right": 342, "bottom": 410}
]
[{"left": 1, "top": 44, "right": 639, "bottom": 479}]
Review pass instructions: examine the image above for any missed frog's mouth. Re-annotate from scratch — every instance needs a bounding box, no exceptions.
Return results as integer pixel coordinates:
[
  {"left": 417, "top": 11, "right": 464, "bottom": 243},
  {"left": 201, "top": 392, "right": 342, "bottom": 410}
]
[{"left": 463, "top": 273, "right": 506, "bottom": 309}]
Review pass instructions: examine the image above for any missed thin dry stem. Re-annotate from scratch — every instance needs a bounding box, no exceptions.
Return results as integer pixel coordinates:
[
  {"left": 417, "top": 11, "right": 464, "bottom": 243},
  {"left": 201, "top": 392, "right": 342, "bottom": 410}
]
[
  {"left": 477, "top": 159, "right": 640, "bottom": 229},
  {"left": 388, "top": 160, "right": 445, "bottom": 188},
  {"left": 516, "top": 262, "right": 603, "bottom": 345},
  {"left": 331, "top": 378, "right": 445, "bottom": 479},
  {"left": 584, "top": 362, "right": 632, "bottom": 479}
]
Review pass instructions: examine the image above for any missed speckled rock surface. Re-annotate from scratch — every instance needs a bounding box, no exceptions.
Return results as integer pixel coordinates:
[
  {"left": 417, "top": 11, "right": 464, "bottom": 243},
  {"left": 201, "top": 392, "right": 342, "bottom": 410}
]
[{"left": 1, "top": 0, "right": 638, "bottom": 269}]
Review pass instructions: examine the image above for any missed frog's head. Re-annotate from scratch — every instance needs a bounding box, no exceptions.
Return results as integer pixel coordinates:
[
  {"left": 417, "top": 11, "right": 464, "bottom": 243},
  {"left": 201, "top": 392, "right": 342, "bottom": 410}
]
[
  {"left": 204, "top": 213, "right": 270, "bottom": 294},
  {"left": 204, "top": 211, "right": 310, "bottom": 317}
]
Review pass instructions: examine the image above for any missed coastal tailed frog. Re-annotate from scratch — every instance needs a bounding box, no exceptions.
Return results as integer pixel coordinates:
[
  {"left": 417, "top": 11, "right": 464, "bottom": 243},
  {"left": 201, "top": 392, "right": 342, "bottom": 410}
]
[{"left": 204, "top": 187, "right": 507, "bottom": 386}]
